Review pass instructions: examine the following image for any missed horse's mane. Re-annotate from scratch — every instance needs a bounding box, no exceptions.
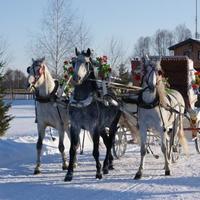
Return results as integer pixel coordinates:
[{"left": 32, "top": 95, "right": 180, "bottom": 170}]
[
  {"left": 154, "top": 61, "right": 168, "bottom": 107},
  {"left": 43, "top": 64, "right": 55, "bottom": 92}
]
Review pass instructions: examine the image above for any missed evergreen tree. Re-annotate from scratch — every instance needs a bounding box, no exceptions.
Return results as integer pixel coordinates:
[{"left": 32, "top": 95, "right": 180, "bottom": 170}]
[{"left": 0, "top": 61, "right": 13, "bottom": 137}]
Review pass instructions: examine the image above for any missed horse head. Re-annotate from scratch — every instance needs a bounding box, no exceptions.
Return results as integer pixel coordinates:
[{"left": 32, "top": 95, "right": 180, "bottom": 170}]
[
  {"left": 27, "top": 57, "right": 47, "bottom": 92},
  {"left": 141, "top": 56, "right": 163, "bottom": 90},
  {"left": 72, "top": 48, "right": 93, "bottom": 85}
]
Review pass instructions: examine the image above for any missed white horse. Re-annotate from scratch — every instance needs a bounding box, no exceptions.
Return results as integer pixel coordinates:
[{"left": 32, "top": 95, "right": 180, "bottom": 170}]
[
  {"left": 135, "top": 57, "right": 188, "bottom": 179},
  {"left": 27, "top": 57, "right": 69, "bottom": 174}
]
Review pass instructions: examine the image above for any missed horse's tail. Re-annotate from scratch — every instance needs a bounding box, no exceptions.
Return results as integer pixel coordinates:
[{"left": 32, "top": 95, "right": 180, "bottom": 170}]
[
  {"left": 178, "top": 113, "right": 188, "bottom": 156},
  {"left": 120, "top": 111, "right": 140, "bottom": 143}
]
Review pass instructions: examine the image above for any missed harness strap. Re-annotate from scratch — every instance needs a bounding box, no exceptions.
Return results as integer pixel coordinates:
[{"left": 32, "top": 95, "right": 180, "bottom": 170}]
[
  {"left": 158, "top": 105, "right": 166, "bottom": 132},
  {"left": 56, "top": 105, "right": 64, "bottom": 126},
  {"left": 34, "top": 94, "right": 38, "bottom": 123},
  {"left": 137, "top": 88, "right": 159, "bottom": 109},
  {"left": 69, "top": 94, "right": 94, "bottom": 108}
]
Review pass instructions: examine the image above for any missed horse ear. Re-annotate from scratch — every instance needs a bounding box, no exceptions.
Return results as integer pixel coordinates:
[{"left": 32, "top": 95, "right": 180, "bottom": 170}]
[
  {"left": 86, "top": 48, "right": 91, "bottom": 57},
  {"left": 75, "top": 48, "right": 80, "bottom": 56},
  {"left": 32, "top": 58, "right": 35, "bottom": 63},
  {"left": 41, "top": 57, "right": 45, "bottom": 63}
]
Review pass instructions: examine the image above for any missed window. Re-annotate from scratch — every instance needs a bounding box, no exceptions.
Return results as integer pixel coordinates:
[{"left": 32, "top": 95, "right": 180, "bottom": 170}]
[{"left": 183, "top": 50, "right": 190, "bottom": 58}]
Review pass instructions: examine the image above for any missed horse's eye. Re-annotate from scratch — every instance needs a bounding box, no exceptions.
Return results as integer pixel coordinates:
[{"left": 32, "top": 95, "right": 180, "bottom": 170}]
[
  {"left": 158, "top": 70, "right": 163, "bottom": 76},
  {"left": 27, "top": 66, "right": 31, "bottom": 74}
]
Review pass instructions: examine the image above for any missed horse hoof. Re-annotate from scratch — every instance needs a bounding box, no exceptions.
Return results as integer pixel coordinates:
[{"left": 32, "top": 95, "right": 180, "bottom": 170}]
[
  {"left": 103, "top": 168, "right": 109, "bottom": 175},
  {"left": 134, "top": 172, "right": 142, "bottom": 180},
  {"left": 64, "top": 173, "right": 73, "bottom": 182},
  {"left": 165, "top": 170, "right": 170, "bottom": 176},
  {"left": 73, "top": 163, "right": 78, "bottom": 168},
  {"left": 34, "top": 169, "right": 41, "bottom": 175},
  {"left": 96, "top": 173, "right": 102, "bottom": 179},
  {"left": 62, "top": 164, "right": 68, "bottom": 170},
  {"left": 108, "top": 165, "right": 114, "bottom": 170}
]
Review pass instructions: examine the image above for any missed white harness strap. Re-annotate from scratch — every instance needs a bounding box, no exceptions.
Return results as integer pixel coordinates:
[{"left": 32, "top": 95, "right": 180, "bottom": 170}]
[{"left": 69, "top": 94, "right": 94, "bottom": 108}]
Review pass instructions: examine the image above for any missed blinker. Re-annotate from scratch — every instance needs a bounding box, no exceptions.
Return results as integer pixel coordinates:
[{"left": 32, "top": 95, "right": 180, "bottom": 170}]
[
  {"left": 27, "top": 66, "right": 31, "bottom": 74},
  {"left": 158, "top": 70, "right": 163, "bottom": 76}
]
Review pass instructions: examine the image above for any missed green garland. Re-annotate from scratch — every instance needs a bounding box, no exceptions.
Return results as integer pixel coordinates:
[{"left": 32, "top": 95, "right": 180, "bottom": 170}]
[
  {"left": 59, "top": 60, "right": 74, "bottom": 95},
  {"left": 96, "top": 56, "right": 111, "bottom": 80}
]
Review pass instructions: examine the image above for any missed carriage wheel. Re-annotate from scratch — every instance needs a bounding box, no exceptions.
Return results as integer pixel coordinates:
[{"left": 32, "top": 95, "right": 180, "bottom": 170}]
[
  {"left": 112, "top": 126, "right": 127, "bottom": 159},
  {"left": 194, "top": 122, "right": 200, "bottom": 153}
]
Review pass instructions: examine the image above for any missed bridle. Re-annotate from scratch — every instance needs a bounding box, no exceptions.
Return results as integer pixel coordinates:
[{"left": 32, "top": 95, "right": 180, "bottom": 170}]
[
  {"left": 138, "top": 63, "right": 161, "bottom": 109},
  {"left": 73, "top": 56, "right": 94, "bottom": 84},
  {"left": 27, "top": 62, "right": 44, "bottom": 90},
  {"left": 141, "top": 64, "right": 157, "bottom": 91}
]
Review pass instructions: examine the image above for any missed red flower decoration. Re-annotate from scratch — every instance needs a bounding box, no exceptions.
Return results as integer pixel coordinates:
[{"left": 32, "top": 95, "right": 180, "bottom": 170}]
[
  {"left": 134, "top": 74, "right": 141, "bottom": 81},
  {"left": 64, "top": 74, "right": 68, "bottom": 79},
  {"left": 64, "top": 60, "right": 68, "bottom": 65},
  {"left": 131, "top": 60, "right": 140, "bottom": 71},
  {"left": 194, "top": 71, "right": 200, "bottom": 76},
  {"left": 102, "top": 56, "right": 107, "bottom": 62},
  {"left": 68, "top": 67, "right": 73, "bottom": 73},
  {"left": 192, "top": 84, "right": 199, "bottom": 90}
]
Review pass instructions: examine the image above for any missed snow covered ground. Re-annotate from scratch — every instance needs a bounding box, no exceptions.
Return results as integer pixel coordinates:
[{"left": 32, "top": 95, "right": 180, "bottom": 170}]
[{"left": 1, "top": 100, "right": 200, "bottom": 200}]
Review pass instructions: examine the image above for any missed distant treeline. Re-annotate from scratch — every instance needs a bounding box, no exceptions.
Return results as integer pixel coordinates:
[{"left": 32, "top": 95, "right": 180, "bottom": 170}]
[{"left": 2, "top": 69, "right": 27, "bottom": 90}]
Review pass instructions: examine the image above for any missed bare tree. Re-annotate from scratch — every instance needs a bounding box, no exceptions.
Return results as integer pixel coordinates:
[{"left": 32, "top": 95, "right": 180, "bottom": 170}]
[
  {"left": 73, "top": 20, "right": 91, "bottom": 51},
  {"left": 31, "top": 0, "right": 91, "bottom": 78},
  {"left": 105, "top": 37, "right": 127, "bottom": 72},
  {"left": 133, "top": 36, "right": 151, "bottom": 57},
  {"left": 174, "top": 24, "right": 192, "bottom": 43},
  {"left": 152, "top": 29, "right": 174, "bottom": 56}
]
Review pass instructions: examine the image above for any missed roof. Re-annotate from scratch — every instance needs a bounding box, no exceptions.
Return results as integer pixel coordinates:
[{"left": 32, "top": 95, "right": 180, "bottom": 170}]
[{"left": 168, "top": 38, "right": 200, "bottom": 50}]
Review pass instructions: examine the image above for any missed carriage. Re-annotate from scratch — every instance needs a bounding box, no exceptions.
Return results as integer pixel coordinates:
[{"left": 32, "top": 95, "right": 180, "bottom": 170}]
[{"left": 112, "top": 56, "right": 200, "bottom": 160}]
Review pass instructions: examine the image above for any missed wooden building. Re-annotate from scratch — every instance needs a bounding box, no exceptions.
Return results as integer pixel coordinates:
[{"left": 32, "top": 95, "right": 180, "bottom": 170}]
[{"left": 169, "top": 38, "right": 200, "bottom": 69}]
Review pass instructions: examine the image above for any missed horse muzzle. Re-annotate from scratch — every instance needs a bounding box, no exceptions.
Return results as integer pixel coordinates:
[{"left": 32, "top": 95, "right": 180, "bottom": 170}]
[
  {"left": 72, "top": 75, "right": 83, "bottom": 85},
  {"left": 26, "top": 83, "right": 36, "bottom": 92}
]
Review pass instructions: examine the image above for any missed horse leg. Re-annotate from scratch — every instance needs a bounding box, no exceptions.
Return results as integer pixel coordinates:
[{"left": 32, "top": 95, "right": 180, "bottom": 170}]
[
  {"left": 101, "top": 132, "right": 110, "bottom": 174},
  {"left": 34, "top": 125, "right": 45, "bottom": 175},
  {"left": 104, "top": 110, "right": 121, "bottom": 173},
  {"left": 58, "top": 128, "right": 68, "bottom": 170},
  {"left": 64, "top": 126, "right": 80, "bottom": 182},
  {"left": 134, "top": 128, "right": 147, "bottom": 179},
  {"left": 161, "top": 131, "right": 170, "bottom": 176},
  {"left": 92, "top": 131, "right": 102, "bottom": 179},
  {"left": 102, "top": 126, "right": 117, "bottom": 174}
]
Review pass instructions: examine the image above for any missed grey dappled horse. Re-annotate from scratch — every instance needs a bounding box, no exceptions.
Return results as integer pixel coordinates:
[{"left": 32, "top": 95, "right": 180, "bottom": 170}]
[
  {"left": 135, "top": 57, "right": 188, "bottom": 179},
  {"left": 64, "top": 48, "right": 121, "bottom": 181},
  {"left": 27, "top": 58, "right": 69, "bottom": 174}
]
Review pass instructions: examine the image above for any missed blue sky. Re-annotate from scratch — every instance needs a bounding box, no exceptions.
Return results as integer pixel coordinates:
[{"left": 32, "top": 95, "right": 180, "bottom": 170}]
[{"left": 0, "top": 0, "right": 198, "bottom": 72}]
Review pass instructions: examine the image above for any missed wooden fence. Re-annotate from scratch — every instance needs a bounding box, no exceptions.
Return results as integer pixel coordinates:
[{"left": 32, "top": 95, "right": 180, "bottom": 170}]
[{"left": 3, "top": 89, "right": 33, "bottom": 100}]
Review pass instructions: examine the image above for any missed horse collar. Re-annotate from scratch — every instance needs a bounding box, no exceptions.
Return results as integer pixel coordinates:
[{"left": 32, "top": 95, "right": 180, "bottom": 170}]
[
  {"left": 138, "top": 89, "right": 159, "bottom": 109},
  {"left": 69, "top": 93, "right": 94, "bottom": 108},
  {"left": 35, "top": 80, "right": 59, "bottom": 103}
]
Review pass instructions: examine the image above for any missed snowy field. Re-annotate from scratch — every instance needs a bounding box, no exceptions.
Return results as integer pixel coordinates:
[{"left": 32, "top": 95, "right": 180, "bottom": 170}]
[{"left": 1, "top": 100, "right": 200, "bottom": 200}]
